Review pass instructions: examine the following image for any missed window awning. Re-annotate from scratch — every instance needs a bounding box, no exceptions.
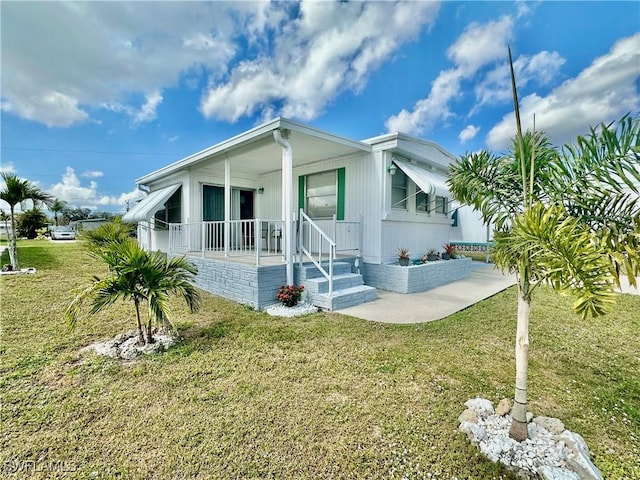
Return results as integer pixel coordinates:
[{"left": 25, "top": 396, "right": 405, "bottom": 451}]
[
  {"left": 392, "top": 158, "right": 449, "bottom": 197},
  {"left": 122, "top": 184, "right": 181, "bottom": 223}
]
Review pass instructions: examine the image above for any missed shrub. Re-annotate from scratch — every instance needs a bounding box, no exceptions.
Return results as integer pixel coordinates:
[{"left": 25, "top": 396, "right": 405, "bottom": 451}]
[{"left": 277, "top": 284, "right": 305, "bottom": 307}]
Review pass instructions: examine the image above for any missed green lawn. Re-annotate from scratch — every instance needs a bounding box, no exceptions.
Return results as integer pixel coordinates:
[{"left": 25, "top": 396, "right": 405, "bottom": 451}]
[{"left": 1, "top": 240, "right": 638, "bottom": 479}]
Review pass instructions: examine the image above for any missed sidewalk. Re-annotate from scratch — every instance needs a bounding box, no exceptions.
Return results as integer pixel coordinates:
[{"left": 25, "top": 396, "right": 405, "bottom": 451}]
[{"left": 339, "top": 262, "right": 517, "bottom": 324}]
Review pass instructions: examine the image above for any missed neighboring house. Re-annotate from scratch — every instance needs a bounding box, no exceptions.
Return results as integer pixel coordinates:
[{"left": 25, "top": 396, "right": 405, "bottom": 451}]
[
  {"left": 70, "top": 218, "right": 108, "bottom": 232},
  {"left": 124, "top": 117, "right": 478, "bottom": 311}
]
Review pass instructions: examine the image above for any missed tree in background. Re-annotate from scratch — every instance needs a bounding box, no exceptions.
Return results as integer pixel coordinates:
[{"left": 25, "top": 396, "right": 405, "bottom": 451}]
[
  {"left": 63, "top": 207, "right": 92, "bottom": 223},
  {"left": 0, "top": 211, "right": 9, "bottom": 240},
  {"left": 17, "top": 208, "right": 48, "bottom": 239},
  {"left": 448, "top": 51, "right": 639, "bottom": 441},
  {"left": 0, "top": 172, "right": 53, "bottom": 269},
  {"left": 49, "top": 199, "right": 67, "bottom": 226},
  {"left": 66, "top": 236, "right": 200, "bottom": 345}
]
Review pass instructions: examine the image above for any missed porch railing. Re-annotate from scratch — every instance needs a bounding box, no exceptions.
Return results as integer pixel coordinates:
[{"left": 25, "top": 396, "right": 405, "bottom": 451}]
[
  {"left": 169, "top": 219, "right": 284, "bottom": 264},
  {"left": 298, "top": 209, "right": 336, "bottom": 296}
]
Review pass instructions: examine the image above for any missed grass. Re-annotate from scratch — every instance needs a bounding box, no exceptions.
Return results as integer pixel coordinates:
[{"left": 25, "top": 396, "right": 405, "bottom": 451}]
[{"left": 1, "top": 240, "right": 638, "bottom": 479}]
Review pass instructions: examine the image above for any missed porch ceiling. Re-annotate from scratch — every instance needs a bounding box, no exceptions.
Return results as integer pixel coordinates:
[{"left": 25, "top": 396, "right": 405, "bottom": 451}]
[{"left": 197, "top": 129, "right": 369, "bottom": 177}]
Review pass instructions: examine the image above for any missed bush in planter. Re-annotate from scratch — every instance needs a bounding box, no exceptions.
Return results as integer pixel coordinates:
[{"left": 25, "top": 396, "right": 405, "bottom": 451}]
[
  {"left": 426, "top": 248, "right": 439, "bottom": 261},
  {"left": 277, "top": 284, "right": 305, "bottom": 307},
  {"left": 397, "top": 248, "right": 411, "bottom": 266},
  {"left": 442, "top": 243, "right": 456, "bottom": 260}
]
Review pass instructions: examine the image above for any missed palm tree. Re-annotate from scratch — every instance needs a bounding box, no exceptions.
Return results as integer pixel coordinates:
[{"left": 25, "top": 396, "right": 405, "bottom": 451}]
[
  {"left": 80, "top": 218, "right": 134, "bottom": 254},
  {"left": 0, "top": 172, "right": 53, "bottom": 269},
  {"left": 448, "top": 51, "right": 639, "bottom": 441},
  {"left": 49, "top": 198, "right": 67, "bottom": 227},
  {"left": 66, "top": 238, "right": 200, "bottom": 345}
]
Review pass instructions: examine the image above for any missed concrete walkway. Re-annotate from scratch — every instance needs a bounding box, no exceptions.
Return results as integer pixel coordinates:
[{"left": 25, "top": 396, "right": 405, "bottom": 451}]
[
  {"left": 339, "top": 262, "right": 517, "bottom": 324},
  {"left": 340, "top": 262, "right": 639, "bottom": 324}
]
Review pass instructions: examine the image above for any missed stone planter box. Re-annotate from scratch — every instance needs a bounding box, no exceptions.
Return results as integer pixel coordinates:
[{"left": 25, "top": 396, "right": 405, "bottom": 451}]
[{"left": 362, "top": 257, "right": 473, "bottom": 294}]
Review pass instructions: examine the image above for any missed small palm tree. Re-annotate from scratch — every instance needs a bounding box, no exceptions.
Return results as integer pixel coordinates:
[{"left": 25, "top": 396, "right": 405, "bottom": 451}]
[
  {"left": 449, "top": 50, "right": 639, "bottom": 441},
  {"left": 80, "top": 218, "right": 134, "bottom": 254},
  {"left": 49, "top": 198, "right": 67, "bottom": 227},
  {"left": 66, "top": 239, "right": 200, "bottom": 345},
  {"left": 0, "top": 172, "right": 53, "bottom": 269}
]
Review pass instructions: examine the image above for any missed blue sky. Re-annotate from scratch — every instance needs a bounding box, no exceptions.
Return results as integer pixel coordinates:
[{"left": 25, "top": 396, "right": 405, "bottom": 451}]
[{"left": 1, "top": 1, "right": 639, "bottom": 214}]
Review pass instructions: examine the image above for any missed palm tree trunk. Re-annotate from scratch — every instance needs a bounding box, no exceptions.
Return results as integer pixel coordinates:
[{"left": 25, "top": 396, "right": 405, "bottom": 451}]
[
  {"left": 8, "top": 205, "right": 18, "bottom": 270},
  {"left": 145, "top": 315, "right": 154, "bottom": 344},
  {"left": 133, "top": 297, "right": 145, "bottom": 345},
  {"left": 509, "top": 275, "right": 531, "bottom": 441}
]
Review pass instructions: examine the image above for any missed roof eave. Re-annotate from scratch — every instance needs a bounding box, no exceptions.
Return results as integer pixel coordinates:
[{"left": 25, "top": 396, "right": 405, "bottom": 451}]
[{"left": 137, "top": 117, "right": 372, "bottom": 186}]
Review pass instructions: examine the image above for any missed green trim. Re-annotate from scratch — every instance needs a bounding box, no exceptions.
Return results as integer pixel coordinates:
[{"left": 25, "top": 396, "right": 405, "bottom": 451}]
[
  {"left": 298, "top": 175, "right": 305, "bottom": 213},
  {"left": 337, "top": 167, "right": 345, "bottom": 221}
]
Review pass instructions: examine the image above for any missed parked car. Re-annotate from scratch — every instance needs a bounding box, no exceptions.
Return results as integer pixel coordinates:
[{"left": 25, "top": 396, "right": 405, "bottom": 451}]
[{"left": 50, "top": 226, "right": 76, "bottom": 240}]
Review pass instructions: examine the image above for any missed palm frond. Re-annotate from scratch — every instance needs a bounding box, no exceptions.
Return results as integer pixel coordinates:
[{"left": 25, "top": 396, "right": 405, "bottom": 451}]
[{"left": 493, "top": 204, "right": 616, "bottom": 318}]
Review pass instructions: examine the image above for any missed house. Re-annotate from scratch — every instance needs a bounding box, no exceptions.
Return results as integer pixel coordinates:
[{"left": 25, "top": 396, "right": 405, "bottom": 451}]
[
  {"left": 70, "top": 218, "right": 109, "bottom": 232},
  {"left": 123, "top": 117, "right": 476, "bottom": 311}
]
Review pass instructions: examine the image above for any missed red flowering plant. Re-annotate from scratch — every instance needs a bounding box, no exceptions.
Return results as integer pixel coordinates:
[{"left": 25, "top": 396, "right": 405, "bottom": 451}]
[{"left": 277, "top": 284, "right": 305, "bottom": 307}]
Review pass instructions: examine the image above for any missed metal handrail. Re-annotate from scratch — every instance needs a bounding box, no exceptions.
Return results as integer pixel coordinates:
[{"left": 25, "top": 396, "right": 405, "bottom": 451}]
[{"left": 299, "top": 209, "right": 336, "bottom": 296}]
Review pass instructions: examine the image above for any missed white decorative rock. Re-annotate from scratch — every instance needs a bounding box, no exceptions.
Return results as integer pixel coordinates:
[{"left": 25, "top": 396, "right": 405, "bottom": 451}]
[
  {"left": 538, "top": 465, "right": 580, "bottom": 480},
  {"left": 459, "top": 399, "right": 601, "bottom": 480},
  {"left": 534, "top": 416, "right": 566, "bottom": 435},
  {"left": 459, "top": 421, "right": 486, "bottom": 443},
  {"left": 464, "top": 397, "right": 495, "bottom": 418}
]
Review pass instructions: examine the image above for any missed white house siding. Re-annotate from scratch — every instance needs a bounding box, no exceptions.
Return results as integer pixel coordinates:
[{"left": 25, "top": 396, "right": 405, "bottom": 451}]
[
  {"left": 252, "top": 171, "right": 283, "bottom": 221},
  {"left": 290, "top": 152, "right": 381, "bottom": 263},
  {"left": 450, "top": 205, "right": 492, "bottom": 243},
  {"left": 375, "top": 148, "right": 456, "bottom": 263}
]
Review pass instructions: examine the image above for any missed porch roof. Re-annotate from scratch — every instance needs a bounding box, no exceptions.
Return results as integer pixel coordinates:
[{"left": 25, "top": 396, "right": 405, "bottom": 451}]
[
  {"left": 136, "top": 117, "right": 372, "bottom": 185},
  {"left": 122, "top": 183, "right": 181, "bottom": 222}
]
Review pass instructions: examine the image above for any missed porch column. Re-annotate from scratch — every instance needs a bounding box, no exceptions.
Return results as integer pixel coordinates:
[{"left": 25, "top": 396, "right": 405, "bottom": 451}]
[
  {"left": 224, "top": 157, "right": 231, "bottom": 257},
  {"left": 273, "top": 128, "right": 293, "bottom": 285}
]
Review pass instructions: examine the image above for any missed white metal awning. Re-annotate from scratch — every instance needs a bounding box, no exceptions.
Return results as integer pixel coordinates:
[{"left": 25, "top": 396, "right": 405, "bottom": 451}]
[
  {"left": 122, "top": 184, "right": 181, "bottom": 223},
  {"left": 392, "top": 158, "right": 449, "bottom": 197}
]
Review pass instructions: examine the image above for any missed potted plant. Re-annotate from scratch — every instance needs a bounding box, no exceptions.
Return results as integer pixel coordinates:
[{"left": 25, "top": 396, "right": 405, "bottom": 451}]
[
  {"left": 442, "top": 243, "right": 456, "bottom": 260},
  {"left": 397, "top": 248, "right": 411, "bottom": 266},
  {"left": 426, "top": 248, "right": 439, "bottom": 261}
]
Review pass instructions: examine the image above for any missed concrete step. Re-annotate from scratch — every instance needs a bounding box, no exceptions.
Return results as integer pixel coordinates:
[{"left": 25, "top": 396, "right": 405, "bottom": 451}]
[
  {"left": 296, "top": 261, "right": 352, "bottom": 281},
  {"left": 312, "top": 285, "right": 378, "bottom": 311},
  {"left": 304, "top": 272, "right": 364, "bottom": 294}
]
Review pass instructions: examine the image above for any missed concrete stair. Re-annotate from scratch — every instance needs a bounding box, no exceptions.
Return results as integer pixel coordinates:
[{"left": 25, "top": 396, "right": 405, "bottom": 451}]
[{"left": 295, "top": 261, "right": 377, "bottom": 311}]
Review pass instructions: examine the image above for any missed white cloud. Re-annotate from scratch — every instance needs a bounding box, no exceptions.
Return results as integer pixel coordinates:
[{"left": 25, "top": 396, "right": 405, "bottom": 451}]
[
  {"left": 1, "top": 91, "right": 89, "bottom": 128},
  {"left": 486, "top": 33, "right": 640, "bottom": 149},
  {"left": 386, "top": 16, "right": 514, "bottom": 135},
  {"left": 133, "top": 91, "right": 163, "bottom": 125},
  {"left": 81, "top": 170, "right": 104, "bottom": 178},
  {"left": 48, "top": 167, "right": 143, "bottom": 211},
  {"left": 459, "top": 125, "right": 480, "bottom": 143},
  {"left": 200, "top": 1, "right": 441, "bottom": 122},
  {"left": 0, "top": 163, "right": 16, "bottom": 174},
  {"left": 168, "top": 135, "right": 179, "bottom": 143},
  {"left": 1, "top": 2, "right": 239, "bottom": 127},
  {"left": 474, "top": 51, "right": 565, "bottom": 108},
  {"left": 1, "top": 1, "right": 439, "bottom": 128}
]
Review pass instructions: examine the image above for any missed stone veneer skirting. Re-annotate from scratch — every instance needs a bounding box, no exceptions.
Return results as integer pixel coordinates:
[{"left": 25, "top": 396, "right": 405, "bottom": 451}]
[
  {"left": 362, "top": 257, "right": 472, "bottom": 293},
  {"left": 172, "top": 255, "right": 287, "bottom": 311}
]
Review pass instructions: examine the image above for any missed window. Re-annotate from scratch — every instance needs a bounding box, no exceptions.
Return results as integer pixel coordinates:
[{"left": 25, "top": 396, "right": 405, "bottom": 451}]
[
  {"left": 154, "top": 187, "right": 182, "bottom": 229},
  {"left": 302, "top": 168, "right": 345, "bottom": 220},
  {"left": 306, "top": 170, "right": 337, "bottom": 218},
  {"left": 435, "top": 195, "right": 447, "bottom": 214},
  {"left": 392, "top": 170, "right": 408, "bottom": 209},
  {"left": 416, "top": 191, "right": 430, "bottom": 213}
]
